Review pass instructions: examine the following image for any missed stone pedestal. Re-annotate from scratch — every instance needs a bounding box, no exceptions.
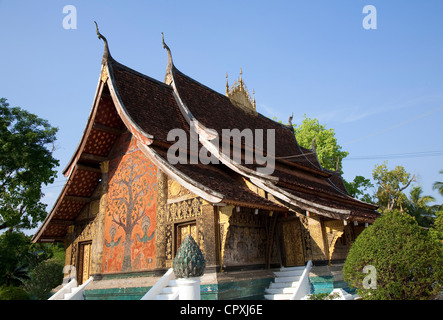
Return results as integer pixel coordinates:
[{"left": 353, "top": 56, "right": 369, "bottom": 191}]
[{"left": 177, "top": 278, "right": 201, "bottom": 300}]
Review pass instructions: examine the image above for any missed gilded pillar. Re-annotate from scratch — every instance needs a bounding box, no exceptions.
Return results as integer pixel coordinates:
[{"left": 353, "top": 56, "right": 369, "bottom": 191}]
[
  {"left": 90, "top": 160, "right": 108, "bottom": 275},
  {"left": 200, "top": 203, "right": 218, "bottom": 268},
  {"left": 64, "top": 224, "right": 75, "bottom": 271},
  {"left": 307, "top": 214, "right": 328, "bottom": 261},
  {"left": 155, "top": 170, "right": 168, "bottom": 270},
  {"left": 219, "top": 205, "right": 234, "bottom": 270},
  {"left": 324, "top": 220, "right": 345, "bottom": 263}
]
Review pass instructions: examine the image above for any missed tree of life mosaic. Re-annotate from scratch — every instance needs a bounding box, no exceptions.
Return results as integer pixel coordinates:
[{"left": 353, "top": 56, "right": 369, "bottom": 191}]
[{"left": 103, "top": 134, "right": 157, "bottom": 273}]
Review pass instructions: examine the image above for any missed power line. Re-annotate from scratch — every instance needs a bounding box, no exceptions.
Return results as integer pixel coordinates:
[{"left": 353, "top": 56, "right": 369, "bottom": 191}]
[
  {"left": 276, "top": 105, "right": 443, "bottom": 161},
  {"left": 346, "top": 150, "right": 443, "bottom": 161},
  {"left": 343, "top": 105, "right": 443, "bottom": 147}
]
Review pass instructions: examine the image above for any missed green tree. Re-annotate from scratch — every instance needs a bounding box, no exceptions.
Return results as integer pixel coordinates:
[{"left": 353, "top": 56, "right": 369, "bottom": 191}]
[
  {"left": 405, "top": 186, "right": 436, "bottom": 228},
  {"left": 343, "top": 175, "right": 374, "bottom": 203},
  {"left": 372, "top": 161, "right": 415, "bottom": 212},
  {"left": 0, "top": 231, "right": 54, "bottom": 287},
  {"left": 292, "top": 115, "right": 349, "bottom": 172},
  {"left": 274, "top": 115, "right": 348, "bottom": 172},
  {"left": 429, "top": 210, "right": 443, "bottom": 242},
  {"left": 433, "top": 170, "right": 443, "bottom": 197},
  {"left": 0, "top": 98, "right": 58, "bottom": 231},
  {"left": 343, "top": 210, "right": 443, "bottom": 300},
  {"left": 0, "top": 286, "right": 30, "bottom": 300},
  {"left": 24, "top": 258, "right": 64, "bottom": 300}
]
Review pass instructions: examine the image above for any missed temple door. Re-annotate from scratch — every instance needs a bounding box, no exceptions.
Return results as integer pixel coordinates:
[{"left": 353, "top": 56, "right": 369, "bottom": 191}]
[
  {"left": 176, "top": 221, "right": 197, "bottom": 253},
  {"left": 77, "top": 241, "right": 92, "bottom": 285},
  {"left": 281, "top": 219, "right": 305, "bottom": 267}
]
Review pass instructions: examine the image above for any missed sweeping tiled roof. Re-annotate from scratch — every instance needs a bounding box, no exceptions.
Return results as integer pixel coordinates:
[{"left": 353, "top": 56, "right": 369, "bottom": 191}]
[{"left": 33, "top": 33, "right": 378, "bottom": 243}]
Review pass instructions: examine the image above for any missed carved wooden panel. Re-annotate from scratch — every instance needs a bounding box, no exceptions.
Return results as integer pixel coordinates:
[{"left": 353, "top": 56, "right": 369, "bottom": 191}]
[
  {"left": 281, "top": 219, "right": 305, "bottom": 267},
  {"left": 78, "top": 241, "right": 92, "bottom": 285},
  {"left": 221, "top": 208, "right": 269, "bottom": 267},
  {"left": 166, "top": 198, "right": 202, "bottom": 222}
]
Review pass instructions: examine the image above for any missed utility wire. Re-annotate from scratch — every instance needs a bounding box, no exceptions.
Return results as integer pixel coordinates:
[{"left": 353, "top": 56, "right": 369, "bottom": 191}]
[
  {"left": 276, "top": 105, "right": 443, "bottom": 161},
  {"left": 346, "top": 150, "right": 443, "bottom": 161}
]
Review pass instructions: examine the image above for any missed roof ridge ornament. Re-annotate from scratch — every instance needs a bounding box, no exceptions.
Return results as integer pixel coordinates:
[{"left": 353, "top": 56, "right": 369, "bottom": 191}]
[
  {"left": 161, "top": 32, "right": 174, "bottom": 85},
  {"left": 311, "top": 137, "right": 316, "bottom": 151},
  {"left": 226, "top": 68, "right": 257, "bottom": 114},
  {"left": 94, "top": 21, "right": 112, "bottom": 65}
]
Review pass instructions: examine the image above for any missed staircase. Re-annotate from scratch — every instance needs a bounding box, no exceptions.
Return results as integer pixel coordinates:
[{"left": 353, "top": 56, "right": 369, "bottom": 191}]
[
  {"left": 264, "top": 261, "right": 312, "bottom": 300},
  {"left": 49, "top": 277, "right": 94, "bottom": 300},
  {"left": 141, "top": 268, "right": 179, "bottom": 300},
  {"left": 152, "top": 279, "right": 179, "bottom": 300}
]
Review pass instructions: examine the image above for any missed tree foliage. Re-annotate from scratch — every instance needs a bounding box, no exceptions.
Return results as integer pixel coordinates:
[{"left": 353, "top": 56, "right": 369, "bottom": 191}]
[
  {"left": 372, "top": 161, "right": 415, "bottom": 212},
  {"left": 0, "top": 98, "right": 59, "bottom": 231},
  {"left": 433, "top": 170, "right": 443, "bottom": 197},
  {"left": 272, "top": 115, "right": 348, "bottom": 172},
  {"left": 0, "top": 231, "right": 54, "bottom": 287},
  {"left": 0, "top": 286, "right": 30, "bottom": 300},
  {"left": 344, "top": 175, "right": 374, "bottom": 203},
  {"left": 405, "top": 186, "right": 436, "bottom": 228},
  {"left": 292, "top": 115, "right": 349, "bottom": 172},
  {"left": 343, "top": 210, "right": 443, "bottom": 300},
  {"left": 24, "top": 258, "right": 64, "bottom": 300}
]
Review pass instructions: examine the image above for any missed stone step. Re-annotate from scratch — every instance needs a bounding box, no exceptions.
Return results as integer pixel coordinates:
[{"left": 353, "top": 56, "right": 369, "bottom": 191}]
[
  {"left": 269, "top": 281, "right": 300, "bottom": 289},
  {"left": 279, "top": 266, "right": 305, "bottom": 272},
  {"left": 273, "top": 270, "right": 304, "bottom": 277},
  {"left": 168, "top": 280, "right": 178, "bottom": 286},
  {"left": 274, "top": 275, "right": 301, "bottom": 283},
  {"left": 155, "top": 293, "right": 177, "bottom": 300},
  {"left": 264, "top": 293, "right": 292, "bottom": 300},
  {"left": 161, "top": 286, "right": 178, "bottom": 294},
  {"left": 265, "top": 287, "right": 297, "bottom": 294},
  {"left": 63, "top": 287, "right": 76, "bottom": 300}
]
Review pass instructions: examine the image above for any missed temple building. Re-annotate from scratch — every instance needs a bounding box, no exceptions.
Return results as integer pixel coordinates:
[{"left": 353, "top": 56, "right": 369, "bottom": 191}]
[{"left": 32, "top": 27, "right": 379, "bottom": 300}]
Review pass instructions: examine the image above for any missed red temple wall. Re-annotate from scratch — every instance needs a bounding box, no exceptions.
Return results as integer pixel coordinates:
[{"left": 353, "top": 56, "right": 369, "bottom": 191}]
[{"left": 102, "top": 132, "right": 157, "bottom": 273}]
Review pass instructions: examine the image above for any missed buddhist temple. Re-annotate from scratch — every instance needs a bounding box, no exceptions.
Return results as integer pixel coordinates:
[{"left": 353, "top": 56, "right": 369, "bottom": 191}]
[{"left": 32, "top": 25, "right": 379, "bottom": 300}]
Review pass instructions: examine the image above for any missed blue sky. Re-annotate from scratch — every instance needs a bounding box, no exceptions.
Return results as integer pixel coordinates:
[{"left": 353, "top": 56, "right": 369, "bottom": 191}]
[{"left": 1, "top": 0, "right": 443, "bottom": 232}]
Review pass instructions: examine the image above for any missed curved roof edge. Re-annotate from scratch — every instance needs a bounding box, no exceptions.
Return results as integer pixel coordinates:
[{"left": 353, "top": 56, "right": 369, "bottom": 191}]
[{"left": 137, "top": 141, "right": 224, "bottom": 204}]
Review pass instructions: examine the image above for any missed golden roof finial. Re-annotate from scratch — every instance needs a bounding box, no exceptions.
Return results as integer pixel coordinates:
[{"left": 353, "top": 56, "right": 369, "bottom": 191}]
[{"left": 239, "top": 67, "right": 243, "bottom": 89}]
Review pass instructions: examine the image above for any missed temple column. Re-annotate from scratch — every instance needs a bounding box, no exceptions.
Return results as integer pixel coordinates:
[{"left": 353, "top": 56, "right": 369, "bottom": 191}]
[
  {"left": 307, "top": 213, "right": 329, "bottom": 262},
  {"left": 218, "top": 205, "right": 234, "bottom": 271},
  {"left": 155, "top": 170, "right": 168, "bottom": 273},
  {"left": 200, "top": 203, "right": 219, "bottom": 269},
  {"left": 90, "top": 160, "right": 108, "bottom": 276},
  {"left": 64, "top": 224, "right": 75, "bottom": 269}
]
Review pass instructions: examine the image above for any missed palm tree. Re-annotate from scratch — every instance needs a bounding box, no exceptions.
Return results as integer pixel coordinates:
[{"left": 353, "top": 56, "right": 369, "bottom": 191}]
[
  {"left": 433, "top": 170, "right": 443, "bottom": 197},
  {"left": 406, "top": 186, "right": 436, "bottom": 228}
]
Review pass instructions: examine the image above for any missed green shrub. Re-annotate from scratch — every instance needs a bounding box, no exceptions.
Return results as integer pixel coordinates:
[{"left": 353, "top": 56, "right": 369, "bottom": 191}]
[
  {"left": 307, "top": 292, "right": 341, "bottom": 300},
  {"left": 343, "top": 210, "right": 443, "bottom": 300},
  {"left": 24, "top": 258, "right": 64, "bottom": 300},
  {"left": 0, "top": 286, "right": 30, "bottom": 300}
]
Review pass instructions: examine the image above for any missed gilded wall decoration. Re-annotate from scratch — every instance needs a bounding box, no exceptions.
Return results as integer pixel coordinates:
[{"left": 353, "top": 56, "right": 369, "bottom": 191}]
[
  {"left": 103, "top": 133, "right": 157, "bottom": 273},
  {"left": 166, "top": 197, "right": 202, "bottom": 222},
  {"left": 305, "top": 215, "right": 328, "bottom": 261},
  {"left": 70, "top": 219, "right": 97, "bottom": 270},
  {"left": 298, "top": 214, "right": 312, "bottom": 262},
  {"left": 165, "top": 224, "right": 173, "bottom": 261},
  {"left": 155, "top": 170, "right": 168, "bottom": 269},
  {"left": 221, "top": 208, "right": 272, "bottom": 267},
  {"left": 324, "top": 220, "right": 345, "bottom": 263},
  {"left": 280, "top": 219, "right": 305, "bottom": 266}
]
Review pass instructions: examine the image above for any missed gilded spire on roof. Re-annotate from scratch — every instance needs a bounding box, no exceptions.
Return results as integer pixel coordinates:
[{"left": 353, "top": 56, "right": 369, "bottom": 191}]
[
  {"left": 94, "top": 21, "right": 112, "bottom": 65},
  {"left": 226, "top": 68, "right": 256, "bottom": 114}
]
